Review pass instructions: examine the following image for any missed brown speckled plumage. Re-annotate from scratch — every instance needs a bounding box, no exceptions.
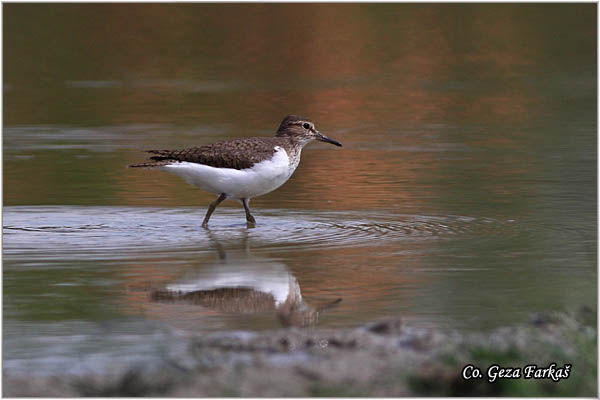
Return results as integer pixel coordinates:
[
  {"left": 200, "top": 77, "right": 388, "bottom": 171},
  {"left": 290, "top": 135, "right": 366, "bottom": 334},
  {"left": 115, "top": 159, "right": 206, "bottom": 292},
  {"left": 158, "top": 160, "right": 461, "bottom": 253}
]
[
  {"left": 128, "top": 115, "right": 333, "bottom": 170},
  {"left": 131, "top": 137, "right": 295, "bottom": 170}
]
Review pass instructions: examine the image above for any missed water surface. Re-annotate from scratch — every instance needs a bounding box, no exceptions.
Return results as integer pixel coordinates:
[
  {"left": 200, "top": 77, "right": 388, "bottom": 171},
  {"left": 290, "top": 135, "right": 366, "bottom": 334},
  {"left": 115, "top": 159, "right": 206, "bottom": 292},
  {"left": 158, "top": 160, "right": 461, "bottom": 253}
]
[{"left": 4, "top": 3, "right": 596, "bottom": 377}]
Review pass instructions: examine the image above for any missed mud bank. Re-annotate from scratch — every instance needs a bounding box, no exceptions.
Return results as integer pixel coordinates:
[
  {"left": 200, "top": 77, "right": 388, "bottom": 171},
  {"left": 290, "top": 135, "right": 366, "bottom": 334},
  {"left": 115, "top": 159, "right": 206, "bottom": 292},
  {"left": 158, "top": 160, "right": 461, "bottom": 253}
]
[{"left": 4, "top": 308, "right": 596, "bottom": 397}]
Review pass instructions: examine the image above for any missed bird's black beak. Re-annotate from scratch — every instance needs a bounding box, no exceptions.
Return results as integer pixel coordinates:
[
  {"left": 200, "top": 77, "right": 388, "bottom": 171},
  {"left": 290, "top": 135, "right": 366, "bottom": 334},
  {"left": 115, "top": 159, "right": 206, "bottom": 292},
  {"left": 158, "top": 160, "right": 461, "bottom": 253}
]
[{"left": 315, "top": 131, "right": 342, "bottom": 147}]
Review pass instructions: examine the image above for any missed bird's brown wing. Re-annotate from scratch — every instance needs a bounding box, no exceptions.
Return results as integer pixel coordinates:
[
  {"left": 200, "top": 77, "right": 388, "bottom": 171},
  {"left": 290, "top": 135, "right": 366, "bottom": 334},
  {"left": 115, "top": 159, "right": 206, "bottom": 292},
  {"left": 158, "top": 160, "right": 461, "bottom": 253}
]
[{"left": 129, "top": 138, "right": 279, "bottom": 170}]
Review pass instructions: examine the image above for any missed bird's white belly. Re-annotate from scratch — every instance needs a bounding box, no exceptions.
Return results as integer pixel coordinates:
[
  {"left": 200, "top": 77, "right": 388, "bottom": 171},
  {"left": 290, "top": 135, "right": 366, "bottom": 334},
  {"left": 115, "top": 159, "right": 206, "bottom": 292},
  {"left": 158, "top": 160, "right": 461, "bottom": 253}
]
[{"left": 161, "top": 147, "right": 295, "bottom": 199}]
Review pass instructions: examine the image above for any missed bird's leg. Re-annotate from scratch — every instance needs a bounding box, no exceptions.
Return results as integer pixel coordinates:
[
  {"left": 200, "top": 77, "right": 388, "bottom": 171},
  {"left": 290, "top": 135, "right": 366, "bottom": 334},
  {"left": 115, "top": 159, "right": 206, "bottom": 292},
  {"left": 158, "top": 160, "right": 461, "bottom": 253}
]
[
  {"left": 242, "top": 198, "right": 256, "bottom": 227},
  {"left": 202, "top": 193, "right": 227, "bottom": 228}
]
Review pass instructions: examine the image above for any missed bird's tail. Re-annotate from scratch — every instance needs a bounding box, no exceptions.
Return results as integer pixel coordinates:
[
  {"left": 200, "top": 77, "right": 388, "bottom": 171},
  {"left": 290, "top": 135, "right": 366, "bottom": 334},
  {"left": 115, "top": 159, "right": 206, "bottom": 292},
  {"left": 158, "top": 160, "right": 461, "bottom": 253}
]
[
  {"left": 129, "top": 150, "right": 174, "bottom": 168},
  {"left": 128, "top": 160, "right": 172, "bottom": 168}
]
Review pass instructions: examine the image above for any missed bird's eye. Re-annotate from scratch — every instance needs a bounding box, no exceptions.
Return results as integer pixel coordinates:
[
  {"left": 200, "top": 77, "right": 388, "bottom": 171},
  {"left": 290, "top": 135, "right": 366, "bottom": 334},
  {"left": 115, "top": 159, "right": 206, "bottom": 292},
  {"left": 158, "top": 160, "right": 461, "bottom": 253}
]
[{"left": 302, "top": 122, "right": 310, "bottom": 130}]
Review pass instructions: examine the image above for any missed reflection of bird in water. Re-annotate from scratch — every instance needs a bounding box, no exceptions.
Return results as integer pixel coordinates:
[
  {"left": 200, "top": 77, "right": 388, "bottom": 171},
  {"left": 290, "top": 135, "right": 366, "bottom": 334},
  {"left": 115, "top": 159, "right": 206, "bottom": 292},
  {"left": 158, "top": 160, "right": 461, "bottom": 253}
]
[{"left": 151, "top": 231, "right": 341, "bottom": 327}]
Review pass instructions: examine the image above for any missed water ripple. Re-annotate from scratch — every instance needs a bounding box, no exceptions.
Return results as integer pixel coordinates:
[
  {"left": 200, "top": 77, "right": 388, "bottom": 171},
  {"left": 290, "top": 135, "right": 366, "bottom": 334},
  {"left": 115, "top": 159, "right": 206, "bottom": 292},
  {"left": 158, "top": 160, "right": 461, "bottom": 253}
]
[{"left": 3, "top": 206, "right": 525, "bottom": 262}]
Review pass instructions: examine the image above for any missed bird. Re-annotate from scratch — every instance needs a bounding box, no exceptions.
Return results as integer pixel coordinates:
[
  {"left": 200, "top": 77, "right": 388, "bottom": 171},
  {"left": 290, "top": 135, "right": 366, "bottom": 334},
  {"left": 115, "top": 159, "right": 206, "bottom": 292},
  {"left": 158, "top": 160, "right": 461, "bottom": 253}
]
[{"left": 129, "top": 115, "right": 342, "bottom": 228}]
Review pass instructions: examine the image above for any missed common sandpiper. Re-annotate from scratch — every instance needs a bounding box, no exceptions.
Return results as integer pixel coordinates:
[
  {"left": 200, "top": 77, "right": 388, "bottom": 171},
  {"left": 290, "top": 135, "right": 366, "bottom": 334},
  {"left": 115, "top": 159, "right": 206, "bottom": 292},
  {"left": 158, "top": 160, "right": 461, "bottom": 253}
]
[{"left": 129, "top": 115, "right": 342, "bottom": 227}]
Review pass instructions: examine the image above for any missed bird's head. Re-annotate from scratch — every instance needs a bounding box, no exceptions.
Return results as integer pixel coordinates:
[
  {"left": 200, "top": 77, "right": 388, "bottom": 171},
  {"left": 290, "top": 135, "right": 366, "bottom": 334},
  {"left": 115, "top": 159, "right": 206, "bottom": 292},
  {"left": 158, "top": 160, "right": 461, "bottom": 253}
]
[{"left": 275, "top": 115, "right": 342, "bottom": 147}]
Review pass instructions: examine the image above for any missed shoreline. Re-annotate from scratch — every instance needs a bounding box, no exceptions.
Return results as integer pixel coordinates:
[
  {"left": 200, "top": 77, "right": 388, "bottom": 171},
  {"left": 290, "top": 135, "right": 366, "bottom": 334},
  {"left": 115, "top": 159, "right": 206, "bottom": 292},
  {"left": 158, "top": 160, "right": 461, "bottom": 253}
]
[{"left": 4, "top": 307, "right": 596, "bottom": 397}]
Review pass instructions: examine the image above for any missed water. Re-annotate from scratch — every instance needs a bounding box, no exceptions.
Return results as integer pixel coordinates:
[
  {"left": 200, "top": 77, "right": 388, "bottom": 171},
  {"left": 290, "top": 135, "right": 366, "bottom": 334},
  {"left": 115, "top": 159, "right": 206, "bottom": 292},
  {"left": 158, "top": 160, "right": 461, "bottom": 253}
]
[{"left": 4, "top": 4, "right": 596, "bottom": 378}]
